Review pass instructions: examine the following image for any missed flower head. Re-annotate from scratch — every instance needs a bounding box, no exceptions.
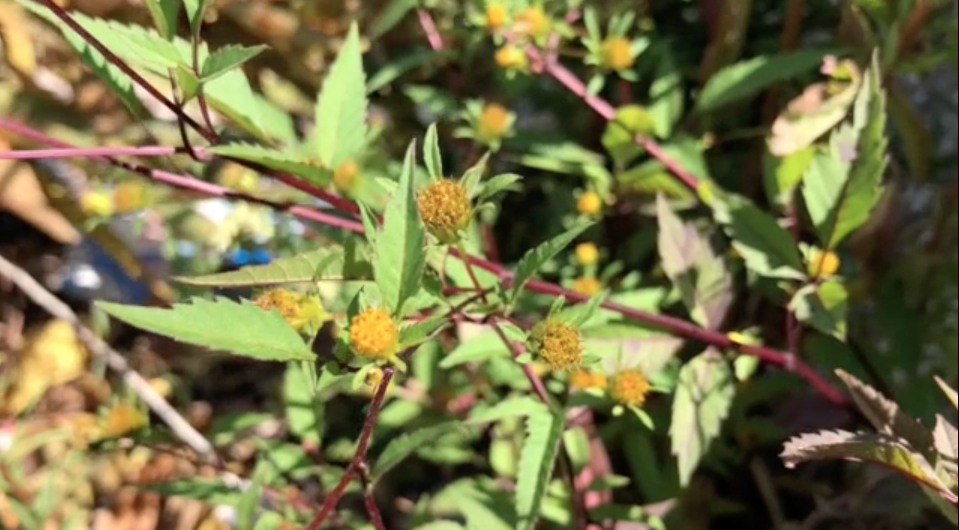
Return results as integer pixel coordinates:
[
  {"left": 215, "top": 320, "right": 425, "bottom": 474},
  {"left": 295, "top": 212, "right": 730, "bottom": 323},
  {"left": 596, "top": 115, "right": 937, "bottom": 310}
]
[
  {"left": 514, "top": 5, "right": 549, "bottom": 38},
  {"left": 477, "top": 102, "right": 512, "bottom": 143},
  {"left": 569, "top": 369, "right": 607, "bottom": 390},
  {"left": 609, "top": 368, "right": 650, "bottom": 407},
  {"left": 807, "top": 248, "right": 840, "bottom": 278},
  {"left": 600, "top": 36, "right": 635, "bottom": 71},
  {"left": 485, "top": 2, "right": 507, "bottom": 30},
  {"left": 530, "top": 319, "right": 582, "bottom": 370},
  {"left": 572, "top": 276, "right": 601, "bottom": 296},
  {"left": 333, "top": 159, "right": 360, "bottom": 194},
  {"left": 113, "top": 181, "right": 147, "bottom": 213},
  {"left": 80, "top": 191, "right": 113, "bottom": 217},
  {"left": 417, "top": 178, "right": 471, "bottom": 244},
  {"left": 349, "top": 307, "right": 398, "bottom": 360},
  {"left": 576, "top": 190, "right": 602, "bottom": 215},
  {"left": 575, "top": 242, "right": 599, "bottom": 266},
  {"left": 495, "top": 45, "right": 527, "bottom": 70},
  {"left": 254, "top": 288, "right": 325, "bottom": 331}
]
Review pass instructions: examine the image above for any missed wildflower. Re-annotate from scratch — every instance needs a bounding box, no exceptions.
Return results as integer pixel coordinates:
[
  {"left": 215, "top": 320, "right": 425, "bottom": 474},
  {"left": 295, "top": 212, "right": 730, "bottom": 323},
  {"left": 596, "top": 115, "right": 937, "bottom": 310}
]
[
  {"left": 807, "top": 248, "right": 840, "bottom": 278},
  {"left": 254, "top": 288, "right": 325, "bottom": 332},
  {"left": 495, "top": 45, "right": 527, "bottom": 70},
  {"left": 575, "top": 242, "right": 599, "bottom": 266},
  {"left": 609, "top": 368, "right": 650, "bottom": 407},
  {"left": 530, "top": 319, "right": 583, "bottom": 370},
  {"left": 80, "top": 190, "right": 113, "bottom": 217},
  {"left": 486, "top": 2, "right": 507, "bottom": 30},
  {"left": 417, "top": 178, "right": 471, "bottom": 244},
  {"left": 572, "top": 276, "right": 601, "bottom": 296},
  {"left": 576, "top": 190, "right": 602, "bottom": 215},
  {"left": 569, "top": 369, "right": 607, "bottom": 390},
  {"left": 514, "top": 5, "right": 549, "bottom": 38},
  {"left": 112, "top": 181, "right": 146, "bottom": 213},
  {"left": 600, "top": 36, "right": 635, "bottom": 71},
  {"left": 333, "top": 159, "right": 360, "bottom": 193},
  {"left": 476, "top": 102, "right": 512, "bottom": 143},
  {"left": 348, "top": 307, "right": 399, "bottom": 361}
]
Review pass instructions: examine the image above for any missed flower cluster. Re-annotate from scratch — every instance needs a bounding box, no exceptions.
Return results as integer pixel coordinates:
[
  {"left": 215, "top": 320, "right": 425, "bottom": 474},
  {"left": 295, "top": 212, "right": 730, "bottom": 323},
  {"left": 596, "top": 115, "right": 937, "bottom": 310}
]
[
  {"left": 530, "top": 319, "right": 583, "bottom": 370},
  {"left": 417, "top": 178, "right": 471, "bottom": 244},
  {"left": 348, "top": 307, "right": 399, "bottom": 361}
]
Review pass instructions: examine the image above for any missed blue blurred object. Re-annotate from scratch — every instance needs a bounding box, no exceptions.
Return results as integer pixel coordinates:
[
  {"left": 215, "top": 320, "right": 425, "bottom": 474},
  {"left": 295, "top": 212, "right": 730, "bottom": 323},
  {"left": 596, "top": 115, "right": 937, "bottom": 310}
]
[
  {"left": 224, "top": 246, "right": 273, "bottom": 267},
  {"left": 56, "top": 236, "right": 155, "bottom": 306}
]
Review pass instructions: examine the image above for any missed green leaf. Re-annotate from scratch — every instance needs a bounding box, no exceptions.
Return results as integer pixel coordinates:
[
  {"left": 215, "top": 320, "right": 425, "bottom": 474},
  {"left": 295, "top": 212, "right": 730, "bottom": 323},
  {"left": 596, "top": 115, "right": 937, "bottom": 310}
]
[
  {"left": 780, "top": 429, "right": 949, "bottom": 492},
  {"left": 143, "top": 0, "right": 179, "bottom": 40},
  {"left": 174, "top": 246, "right": 368, "bottom": 287},
  {"left": 788, "top": 280, "right": 848, "bottom": 339},
  {"left": 208, "top": 143, "right": 331, "bottom": 186},
  {"left": 715, "top": 194, "right": 804, "bottom": 279},
  {"left": 142, "top": 478, "right": 242, "bottom": 504},
  {"left": 182, "top": 0, "right": 213, "bottom": 33},
  {"left": 934, "top": 376, "right": 958, "bottom": 411},
  {"left": 423, "top": 123, "right": 443, "bottom": 180},
  {"left": 601, "top": 105, "right": 655, "bottom": 166},
  {"left": 175, "top": 64, "right": 201, "bottom": 102},
  {"left": 762, "top": 146, "right": 815, "bottom": 208},
  {"left": 440, "top": 332, "right": 512, "bottom": 369},
  {"left": 656, "top": 194, "right": 732, "bottom": 329},
  {"left": 283, "top": 362, "right": 321, "bottom": 444},
  {"left": 467, "top": 397, "right": 547, "bottom": 424},
  {"left": 367, "top": 49, "right": 447, "bottom": 94},
  {"left": 375, "top": 142, "right": 427, "bottom": 317},
  {"left": 670, "top": 350, "right": 735, "bottom": 486},
  {"left": 647, "top": 50, "right": 684, "bottom": 138},
  {"left": 373, "top": 422, "right": 466, "bottom": 478},
  {"left": 802, "top": 57, "right": 887, "bottom": 249},
  {"left": 314, "top": 22, "right": 368, "bottom": 168},
  {"left": 412, "top": 522, "right": 468, "bottom": 530},
  {"left": 515, "top": 407, "right": 564, "bottom": 530},
  {"left": 509, "top": 220, "right": 594, "bottom": 306},
  {"left": 477, "top": 173, "right": 523, "bottom": 202},
  {"left": 618, "top": 160, "right": 694, "bottom": 200},
  {"left": 201, "top": 44, "right": 268, "bottom": 82},
  {"left": 97, "top": 298, "right": 315, "bottom": 362},
  {"left": 696, "top": 49, "right": 836, "bottom": 113},
  {"left": 399, "top": 314, "right": 450, "bottom": 349}
]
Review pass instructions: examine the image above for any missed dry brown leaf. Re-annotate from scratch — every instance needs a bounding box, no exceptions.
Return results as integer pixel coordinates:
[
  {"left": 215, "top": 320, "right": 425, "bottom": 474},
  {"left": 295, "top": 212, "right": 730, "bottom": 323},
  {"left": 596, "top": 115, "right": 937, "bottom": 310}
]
[{"left": 2, "top": 319, "right": 89, "bottom": 415}]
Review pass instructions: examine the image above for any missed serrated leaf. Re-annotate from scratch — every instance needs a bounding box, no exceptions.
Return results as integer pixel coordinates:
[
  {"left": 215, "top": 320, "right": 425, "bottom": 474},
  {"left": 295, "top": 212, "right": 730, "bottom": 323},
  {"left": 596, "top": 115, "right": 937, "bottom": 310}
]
[
  {"left": 933, "top": 415, "right": 958, "bottom": 463},
  {"left": 781, "top": 429, "right": 949, "bottom": 492},
  {"left": 143, "top": 0, "right": 179, "bottom": 40},
  {"left": 834, "top": 369, "right": 936, "bottom": 462},
  {"left": 802, "top": 56, "right": 887, "bottom": 249},
  {"left": 314, "top": 22, "right": 368, "bottom": 168},
  {"left": 423, "top": 123, "right": 443, "bottom": 179},
  {"left": 375, "top": 142, "right": 426, "bottom": 316},
  {"left": 182, "top": 0, "right": 213, "bottom": 32},
  {"left": 174, "top": 246, "right": 368, "bottom": 287},
  {"left": 788, "top": 280, "right": 848, "bottom": 339},
  {"left": 209, "top": 143, "right": 331, "bottom": 185},
  {"left": 715, "top": 194, "right": 804, "bottom": 280},
  {"left": 696, "top": 49, "right": 836, "bottom": 113},
  {"left": 768, "top": 71, "right": 862, "bottom": 157},
  {"left": 762, "top": 146, "right": 815, "bottom": 208},
  {"left": 670, "top": 350, "right": 735, "bottom": 486},
  {"left": 509, "top": 220, "right": 594, "bottom": 305},
  {"left": 467, "top": 396, "right": 547, "bottom": 424},
  {"left": 399, "top": 313, "right": 449, "bottom": 349},
  {"left": 201, "top": 44, "right": 268, "bottom": 82},
  {"left": 373, "top": 422, "right": 465, "bottom": 478},
  {"left": 477, "top": 173, "right": 523, "bottom": 202},
  {"left": 515, "top": 407, "right": 564, "bottom": 530},
  {"left": 97, "top": 298, "right": 315, "bottom": 362},
  {"left": 656, "top": 194, "right": 732, "bottom": 329}
]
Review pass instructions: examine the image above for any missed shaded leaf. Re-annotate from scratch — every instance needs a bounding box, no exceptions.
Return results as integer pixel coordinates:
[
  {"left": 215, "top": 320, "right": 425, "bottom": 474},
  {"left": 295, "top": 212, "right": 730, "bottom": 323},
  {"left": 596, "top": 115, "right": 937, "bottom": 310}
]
[
  {"left": 762, "top": 146, "right": 815, "bottom": 208},
  {"left": 647, "top": 50, "right": 684, "bottom": 138},
  {"left": 933, "top": 415, "right": 958, "bottom": 463},
  {"left": 935, "top": 375, "right": 958, "bottom": 410},
  {"left": 423, "top": 123, "right": 443, "bottom": 180},
  {"left": 715, "top": 194, "right": 804, "bottom": 279},
  {"left": 509, "top": 220, "right": 594, "bottom": 306},
  {"left": 182, "top": 0, "right": 213, "bottom": 32},
  {"left": 602, "top": 105, "right": 655, "bottom": 166},
  {"left": 283, "top": 362, "right": 321, "bottom": 444},
  {"left": 670, "top": 349, "right": 735, "bottom": 486},
  {"left": 374, "top": 422, "right": 466, "bottom": 478},
  {"left": 789, "top": 280, "right": 848, "bottom": 339},
  {"left": 142, "top": 0, "right": 179, "bottom": 40},
  {"left": 314, "top": 22, "right": 368, "bottom": 168},
  {"left": 201, "top": 44, "right": 268, "bottom": 82},
  {"left": 515, "top": 407, "right": 564, "bottom": 530},
  {"left": 440, "top": 331, "right": 511, "bottom": 368},
  {"left": 208, "top": 143, "right": 331, "bottom": 185},
  {"left": 467, "top": 397, "right": 547, "bottom": 424},
  {"left": 143, "top": 478, "right": 242, "bottom": 504},
  {"left": 696, "top": 49, "right": 836, "bottom": 113},
  {"left": 374, "top": 142, "right": 427, "bottom": 316},
  {"left": 97, "top": 298, "right": 315, "bottom": 362}
]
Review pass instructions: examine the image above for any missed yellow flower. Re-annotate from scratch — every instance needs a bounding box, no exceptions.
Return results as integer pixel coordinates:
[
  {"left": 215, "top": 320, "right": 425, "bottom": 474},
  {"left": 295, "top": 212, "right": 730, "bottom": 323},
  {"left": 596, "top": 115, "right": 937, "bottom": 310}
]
[
  {"left": 609, "top": 368, "right": 650, "bottom": 407},
  {"left": 477, "top": 102, "right": 511, "bottom": 142},
  {"left": 333, "top": 159, "right": 360, "bottom": 193},
  {"left": 254, "top": 288, "right": 325, "bottom": 331},
  {"left": 530, "top": 319, "right": 582, "bottom": 370},
  {"left": 575, "top": 242, "right": 599, "bottom": 266},
  {"left": 417, "top": 178, "right": 471, "bottom": 244},
  {"left": 807, "top": 248, "right": 840, "bottom": 278},
  {"left": 112, "top": 180, "right": 146, "bottom": 213},
  {"left": 486, "top": 2, "right": 507, "bottom": 30},
  {"left": 572, "top": 276, "right": 601, "bottom": 296},
  {"left": 514, "top": 5, "right": 549, "bottom": 37},
  {"left": 569, "top": 369, "right": 607, "bottom": 390},
  {"left": 349, "top": 307, "right": 398, "bottom": 360},
  {"left": 495, "top": 45, "right": 527, "bottom": 70},
  {"left": 576, "top": 190, "right": 602, "bottom": 215},
  {"left": 80, "top": 191, "right": 113, "bottom": 217},
  {"left": 600, "top": 36, "right": 635, "bottom": 71}
]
